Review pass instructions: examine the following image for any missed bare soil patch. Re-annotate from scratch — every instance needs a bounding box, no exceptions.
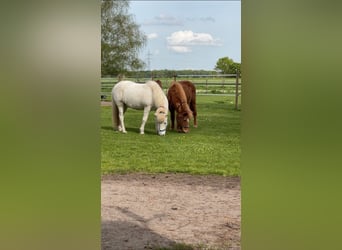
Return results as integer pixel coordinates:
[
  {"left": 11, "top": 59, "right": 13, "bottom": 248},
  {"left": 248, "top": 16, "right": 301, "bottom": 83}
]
[{"left": 101, "top": 173, "right": 240, "bottom": 250}]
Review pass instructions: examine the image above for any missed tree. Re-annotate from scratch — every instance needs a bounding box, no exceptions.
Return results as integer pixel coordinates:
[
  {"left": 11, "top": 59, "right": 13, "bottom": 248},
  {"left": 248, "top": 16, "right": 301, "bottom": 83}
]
[
  {"left": 214, "top": 56, "right": 241, "bottom": 74},
  {"left": 101, "top": 0, "right": 146, "bottom": 76},
  {"left": 230, "top": 62, "right": 241, "bottom": 74}
]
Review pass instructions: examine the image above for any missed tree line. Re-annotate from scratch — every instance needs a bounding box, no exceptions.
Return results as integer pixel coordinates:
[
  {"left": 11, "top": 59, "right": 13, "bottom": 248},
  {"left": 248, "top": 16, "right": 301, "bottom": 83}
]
[{"left": 124, "top": 69, "right": 240, "bottom": 79}]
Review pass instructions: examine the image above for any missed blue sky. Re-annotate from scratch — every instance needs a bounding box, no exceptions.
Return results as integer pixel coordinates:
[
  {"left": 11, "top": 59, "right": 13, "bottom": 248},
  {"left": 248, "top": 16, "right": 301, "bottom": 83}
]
[{"left": 130, "top": 1, "right": 241, "bottom": 71}]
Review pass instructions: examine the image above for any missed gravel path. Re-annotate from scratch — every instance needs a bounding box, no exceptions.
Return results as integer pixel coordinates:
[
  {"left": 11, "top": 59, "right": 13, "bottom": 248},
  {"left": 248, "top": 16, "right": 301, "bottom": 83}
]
[{"left": 101, "top": 173, "right": 240, "bottom": 250}]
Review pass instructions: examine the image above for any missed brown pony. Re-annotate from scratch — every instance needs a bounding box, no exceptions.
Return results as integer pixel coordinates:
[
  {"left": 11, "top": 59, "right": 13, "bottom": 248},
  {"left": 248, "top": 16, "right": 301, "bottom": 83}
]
[
  {"left": 167, "top": 80, "right": 197, "bottom": 133},
  {"left": 178, "top": 80, "right": 197, "bottom": 128}
]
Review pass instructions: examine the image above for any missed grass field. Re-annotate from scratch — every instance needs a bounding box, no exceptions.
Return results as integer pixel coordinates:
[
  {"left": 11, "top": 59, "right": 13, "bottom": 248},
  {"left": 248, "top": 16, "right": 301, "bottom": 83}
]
[{"left": 101, "top": 95, "right": 241, "bottom": 176}]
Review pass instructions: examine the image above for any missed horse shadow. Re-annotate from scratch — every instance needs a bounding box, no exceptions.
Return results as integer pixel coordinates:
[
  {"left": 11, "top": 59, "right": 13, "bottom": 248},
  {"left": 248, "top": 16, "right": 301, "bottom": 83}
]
[
  {"left": 102, "top": 220, "right": 176, "bottom": 250},
  {"left": 101, "top": 126, "right": 158, "bottom": 135},
  {"left": 101, "top": 126, "right": 114, "bottom": 131},
  {"left": 102, "top": 207, "right": 177, "bottom": 250}
]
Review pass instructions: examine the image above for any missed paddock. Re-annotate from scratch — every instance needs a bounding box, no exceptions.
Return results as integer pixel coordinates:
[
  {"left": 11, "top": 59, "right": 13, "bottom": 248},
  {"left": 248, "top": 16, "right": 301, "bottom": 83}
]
[
  {"left": 101, "top": 92, "right": 241, "bottom": 249},
  {"left": 101, "top": 95, "right": 240, "bottom": 176}
]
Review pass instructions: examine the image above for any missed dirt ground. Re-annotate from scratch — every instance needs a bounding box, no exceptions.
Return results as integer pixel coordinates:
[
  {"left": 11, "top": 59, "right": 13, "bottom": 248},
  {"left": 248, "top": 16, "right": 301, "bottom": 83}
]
[{"left": 101, "top": 173, "right": 240, "bottom": 250}]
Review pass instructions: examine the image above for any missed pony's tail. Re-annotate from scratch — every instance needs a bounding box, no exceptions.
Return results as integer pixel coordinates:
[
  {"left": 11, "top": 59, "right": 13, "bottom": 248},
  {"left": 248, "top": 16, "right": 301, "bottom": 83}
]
[{"left": 111, "top": 97, "right": 119, "bottom": 130}]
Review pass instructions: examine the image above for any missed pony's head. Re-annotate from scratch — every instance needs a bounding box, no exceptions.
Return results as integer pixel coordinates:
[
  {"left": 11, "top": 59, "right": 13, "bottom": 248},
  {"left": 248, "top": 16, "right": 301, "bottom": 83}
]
[
  {"left": 176, "top": 111, "right": 193, "bottom": 133},
  {"left": 175, "top": 102, "right": 193, "bottom": 133},
  {"left": 154, "top": 106, "right": 168, "bottom": 136}
]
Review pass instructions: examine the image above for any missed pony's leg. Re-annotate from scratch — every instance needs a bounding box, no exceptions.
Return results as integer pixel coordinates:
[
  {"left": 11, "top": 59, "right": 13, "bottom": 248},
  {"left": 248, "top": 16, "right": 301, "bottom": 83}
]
[
  {"left": 190, "top": 101, "right": 197, "bottom": 128},
  {"left": 112, "top": 100, "right": 119, "bottom": 131},
  {"left": 140, "top": 106, "right": 151, "bottom": 134},
  {"left": 117, "top": 105, "right": 127, "bottom": 132},
  {"left": 170, "top": 108, "right": 175, "bottom": 130},
  {"left": 117, "top": 105, "right": 127, "bottom": 133}
]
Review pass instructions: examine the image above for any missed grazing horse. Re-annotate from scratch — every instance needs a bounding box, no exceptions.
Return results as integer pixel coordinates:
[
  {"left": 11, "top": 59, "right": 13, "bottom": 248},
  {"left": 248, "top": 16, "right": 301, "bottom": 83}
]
[
  {"left": 111, "top": 80, "right": 169, "bottom": 135},
  {"left": 178, "top": 80, "right": 197, "bottom": 128},
  {"left": 167, "top": 80, "right": 197, "bottom": 133}
]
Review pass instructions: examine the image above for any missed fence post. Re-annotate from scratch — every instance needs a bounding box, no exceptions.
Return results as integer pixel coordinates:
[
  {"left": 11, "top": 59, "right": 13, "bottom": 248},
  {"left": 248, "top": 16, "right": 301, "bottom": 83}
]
[
  {"left": 235, "top": 71, "right": 240, "bottom": 110},
  {"left": 206, "top": 79, "right": 208, "bottom": 94}
]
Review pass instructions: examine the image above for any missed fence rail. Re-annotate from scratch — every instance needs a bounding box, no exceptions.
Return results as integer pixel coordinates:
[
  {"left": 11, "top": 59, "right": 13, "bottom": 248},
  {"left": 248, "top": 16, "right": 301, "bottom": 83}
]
[{"left": 101, "top": 74, "right": 241, "bottom": 109}]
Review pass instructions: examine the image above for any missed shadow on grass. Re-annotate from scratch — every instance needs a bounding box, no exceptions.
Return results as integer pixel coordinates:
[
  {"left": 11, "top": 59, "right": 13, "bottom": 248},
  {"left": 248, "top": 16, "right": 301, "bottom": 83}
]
[
  {"left": 101, "top": 126, "right": 114, "bottom": 131},
  {"left": 101, "top": 126, "right": 159, "bottom": 135}
]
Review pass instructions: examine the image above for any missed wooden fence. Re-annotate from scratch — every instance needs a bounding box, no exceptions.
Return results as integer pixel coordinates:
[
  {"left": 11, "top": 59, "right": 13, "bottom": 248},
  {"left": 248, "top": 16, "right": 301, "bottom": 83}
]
[{"left": 101, "top": 73, "right": 241, "bottom": 109}]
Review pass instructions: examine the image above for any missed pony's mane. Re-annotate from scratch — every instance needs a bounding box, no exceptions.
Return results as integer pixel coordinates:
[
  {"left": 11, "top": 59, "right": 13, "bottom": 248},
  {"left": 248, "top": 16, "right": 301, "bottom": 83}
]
[
  {"left": 171, "top": 82, "right": 187, "bottom": 103},
  {"left": 146, "top": 80, "right": 168, "bottom": 109},
  {"left": 171, "top": 82, "right": 193, "bottom": 118}
]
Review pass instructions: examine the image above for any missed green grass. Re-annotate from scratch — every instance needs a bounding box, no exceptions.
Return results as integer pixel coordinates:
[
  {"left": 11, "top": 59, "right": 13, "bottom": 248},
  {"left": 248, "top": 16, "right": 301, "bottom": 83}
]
[{"left": 101, "top": 95, "right": 240, "bottom": 176}]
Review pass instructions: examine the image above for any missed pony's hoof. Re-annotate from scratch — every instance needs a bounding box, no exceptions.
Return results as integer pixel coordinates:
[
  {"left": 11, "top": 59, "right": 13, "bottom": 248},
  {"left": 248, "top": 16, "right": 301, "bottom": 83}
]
[
  {"left": 140, "top": 132, "right": 144, "bottom": 135},
  {"left": 122, "top": 131, "right": 127, "bottom": 134}
]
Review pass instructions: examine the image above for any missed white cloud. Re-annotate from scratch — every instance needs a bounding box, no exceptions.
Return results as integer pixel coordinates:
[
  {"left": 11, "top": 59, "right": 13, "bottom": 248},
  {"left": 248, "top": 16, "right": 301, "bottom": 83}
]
[
  {"left": 147, "top": 33, "right": 158, "bottom": 39},
  {"left": 168, "top": 46, "right": 192, "bottom": 53},
  {"left": 166, "top": 30, "right": 222, "bottom": 53},
  {"left": 167, "top": 30, "right": 221, "bottom": 46}
]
